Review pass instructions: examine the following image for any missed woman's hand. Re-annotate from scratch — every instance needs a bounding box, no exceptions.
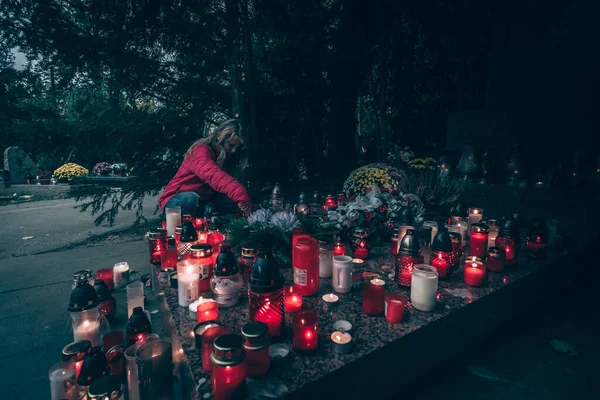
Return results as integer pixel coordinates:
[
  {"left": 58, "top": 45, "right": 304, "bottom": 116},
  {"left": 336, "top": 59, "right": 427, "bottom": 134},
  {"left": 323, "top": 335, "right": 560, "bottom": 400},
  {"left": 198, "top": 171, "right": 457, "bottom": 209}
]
[{"left": 238, "top": 201, "right": 253, "bottom": 216}]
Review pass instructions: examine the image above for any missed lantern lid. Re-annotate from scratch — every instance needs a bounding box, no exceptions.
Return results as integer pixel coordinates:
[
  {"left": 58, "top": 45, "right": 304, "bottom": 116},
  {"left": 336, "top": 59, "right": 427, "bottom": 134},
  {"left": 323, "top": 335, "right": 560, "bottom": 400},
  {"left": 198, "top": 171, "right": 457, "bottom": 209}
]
[
  {"left": 448, "top": 231, "right": 462, "bottom": 243},
  {"left": 68, "top": 279, "right": 99, "bottom": 312},
  {"left": 297, "top": 191, "right": 307, "bottom": 204},
  {"left": 415, "top": 225, "right": 432, "bottom": 244},
  {"left": 431, "top": 229, "right": 452, "bottom": 252},
  {"left": 147, "top": 228, "right": 167, "bottom": 239},
  {"left": 470, "top": 222, "right": 489, "bottom": 234},
  {"left": 353, "top": 228, "right": 369, "bottom": 238},
  {"left": 241, "top": 321, "right": 270, "bottom": 350},
  {"left": 488, "top": 246, "right": 506, "bottom": 258},
  {"left": 93, "top": 279, "right": 111, "bottom": 302},
  {"left": 396, "top": 207, "right": 414, "bottom": 225},
  {"left": 77, "top": 346, "right": 109, "bottom": 386},
  {"left": 62, "top": 340, "right": 92, "bottom": 362},
  {"left": 211, "top": 334, "right": 246, "bottom": 367},
  {"left": 127, "top": 307, "right": 152, "bottom": 336},
  {"left": 189, "top": 243, "right": 213, "bottom": 258},
  {"left": 180, "top": 221, "right": 197, "bottom": 242},
  {"left": 498, "top": 218, "right": 519, "bottom": 237},
  {"left": 175, "top": 225, "right": 183, "bottom": 234},
  {"left": 214, "top": 243, "right": 239, "bottom": 276},
  {"left": 399, "top": 229, "right": 420, "bottom": 256},
  {"left": 528, "top": 218, "right": 549, "bottom": 239},
  {"left": 249, "top": 249, "right": 283, "bottom": 293},
  {"left": 87, "top": 375, "right": 123, "bottom": 399}
]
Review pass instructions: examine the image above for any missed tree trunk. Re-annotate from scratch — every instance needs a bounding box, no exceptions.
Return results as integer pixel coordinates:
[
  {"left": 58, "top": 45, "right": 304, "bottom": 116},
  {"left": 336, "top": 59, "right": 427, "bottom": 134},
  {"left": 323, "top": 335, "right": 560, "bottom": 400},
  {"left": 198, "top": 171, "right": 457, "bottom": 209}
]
[
  {"left": 242, "top": 0, "right": 259, "bottom": 188},
  {"left": 376, "top": 1, "right": 389, "bottom": 162},
  {"left": 225, "top": 0, "right": 243, "bottom": 118}
]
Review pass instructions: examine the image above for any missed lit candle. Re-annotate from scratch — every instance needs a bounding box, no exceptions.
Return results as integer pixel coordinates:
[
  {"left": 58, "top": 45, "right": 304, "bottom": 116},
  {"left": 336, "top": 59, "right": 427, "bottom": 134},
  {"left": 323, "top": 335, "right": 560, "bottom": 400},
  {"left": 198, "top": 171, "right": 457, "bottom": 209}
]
[
  {"left": 73, "top": 319, "right": 100, "bottom": 346},
  {"left": 331, "top": 331, "right": 352, "bottom": 354},
  {"left": 384, "top": 294, "right": 405, "bottom": 323},
  {"left": 431, "top": 250, "right": 452, "bottom": 279},
  {"left": 292, "top": 311, "right": 318, "bottom": 352},
  {"left": 211, "top": 334, "right": 247, "bottom": 400},
  {"left": 193, "top": 217, "right": 204, "bottom": 229},
  {"left": 351, "top": 258, "right": 364, "bottom": 271},
  {"left": 113, "top": 262, "right": 130, "bottom": 288},
  {"left": 284, "top": 286, "right": 303, "bottom": 313},
  {"left": 322, "top": 293, "right": 339, "bottom": 304},
  {"left": 333, "top": 242, "right": 347, "bottom": 256},
  {"left": 469, "top": 223, "right": 489, "bottom": 259},
  {"left": 464, "top": 257, "right": 486, "bottom": 287},
  {"left": 467, "top": 207, "right": 483, "bottom": 229},
  {"left": 197, "top": 300, "right": 219, "bottom": 323},
  {"left": 177, "top": 260, "right": 200, "bottom": 307},
  {"left": 49, "top": 363, "right": 77, "bottom": 400},
  {"left": 410, "top": 264, "right": 439, "bottom": 312},
  {"left": 362, "top": 278, "right": 385, "bottom": 315}
]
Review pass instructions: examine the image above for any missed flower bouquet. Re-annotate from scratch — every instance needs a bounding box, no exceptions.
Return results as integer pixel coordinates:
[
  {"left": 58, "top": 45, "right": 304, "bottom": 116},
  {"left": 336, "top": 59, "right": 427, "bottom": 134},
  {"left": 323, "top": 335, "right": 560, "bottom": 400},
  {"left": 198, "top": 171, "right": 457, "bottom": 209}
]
[
  {"left": 53, "top": 163, "right": 89, "bottom": 182},
  {"left": 91, "top": 162, "right": 112, "bottom": 176}
]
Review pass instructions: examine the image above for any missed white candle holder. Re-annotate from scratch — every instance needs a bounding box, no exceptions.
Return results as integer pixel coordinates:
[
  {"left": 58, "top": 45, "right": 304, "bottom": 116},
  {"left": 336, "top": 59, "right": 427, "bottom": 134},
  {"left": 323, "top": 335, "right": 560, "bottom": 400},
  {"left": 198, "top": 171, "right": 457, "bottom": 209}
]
[
  {"left": 127, "top": 281, "right": 145, "bottom": 319},
  {"left": 410, "top": 264, "right": 439, "bottom": 312},
  {"left": 113, "top": 262, "right": 130, "bottom": 288}
]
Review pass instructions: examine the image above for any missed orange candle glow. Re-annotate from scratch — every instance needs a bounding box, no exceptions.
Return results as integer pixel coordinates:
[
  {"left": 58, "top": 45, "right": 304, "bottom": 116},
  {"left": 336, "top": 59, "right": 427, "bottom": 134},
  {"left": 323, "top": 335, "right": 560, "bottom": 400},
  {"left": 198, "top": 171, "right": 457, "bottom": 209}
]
[
  {"left": 284, "top": 286, "right": 302, "bottom": 313},
  {"left": 197, "top": 300, "right": 219, "bottom": 323}
]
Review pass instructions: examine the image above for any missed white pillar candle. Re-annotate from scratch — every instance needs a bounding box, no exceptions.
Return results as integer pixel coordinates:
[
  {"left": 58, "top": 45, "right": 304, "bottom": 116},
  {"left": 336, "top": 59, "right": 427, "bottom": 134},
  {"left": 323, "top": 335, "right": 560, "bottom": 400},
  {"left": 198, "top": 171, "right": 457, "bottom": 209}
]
[
  {"left": 178, "top": 273, "right": 199, "bottom": 307},
  {"left": 423, "top": 221, "right": 438, "bottom": 243},
  {"left": 332, "top": 255, "right": 353, "bottom": 293},
  {"left": 49, "top": 363, "right": 77, "bottom": 400},
  {"left": 165, "top": 206, "right": 182, "bottom": 236},
  {"left": 127, "top": 281, "right": 145, "bottom": 318},
  {"left": 125, "top": 343, "right": 140, "bottom": 400},
  {"left": 319, "top": 244, "right": 334, "bottom": 278},
  {"left": 113, "top": 262, "right": 130, "bottom": 288},
  {"left": 410, "top": 264, "right": 439, "bottom": 312}
]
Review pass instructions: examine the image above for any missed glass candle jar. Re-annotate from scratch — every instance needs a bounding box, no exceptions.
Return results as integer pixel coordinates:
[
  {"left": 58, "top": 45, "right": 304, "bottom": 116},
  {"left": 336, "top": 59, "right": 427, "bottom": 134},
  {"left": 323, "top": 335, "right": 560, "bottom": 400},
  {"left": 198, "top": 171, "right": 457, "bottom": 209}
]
[
  {"left": 292, "top": 311, "right": 318, "bottom": 352},
  {"left": 96, "top": 268, "right": 114, "bottom": 292},
  {"left": 211, "top": 334, "right": 247, "bottom": 400},
  {"left": 146, "top": 229, "right": 167, "bottom": 265},
  {"left": 333, "top": 241, "right": 347, "bottom": 256},
  {"left": 126, "top": 281, "right": 144, "bottom": 318},
  {"left": 283, "top": 285, "right": 302, "bottom": 313},
  {"left": 469, "top": 223, "right": 489, "bottom": 259},
  {"left": 318, "top": 241, "right": 334, "bottom": 278},
  {"left": 241, "top": 321, "right": 270, "bottom": 377},
  {"left": 332, "top": 255, "right": 353, "bottom": 293},
  {"left": 62, "top": 340, "right": 91, "bottom": 380},
  {"left": 113, "top": 262, "right": 130, "bottom": 289},
  {"left": 197, "top": 300, "right": 219, "bottom": 323},
  {"left": 239, "top": 246, "right": 258, "bottom": 281},
  {"left": 467, "top": 207, "right": 483, "bottom": 229},
  {"left": 188, "top": 244, "right": 214, "bottom": 293},
  {"left": 49, "top": 360, "right": 77, "bottom": 400},
  {"left": 351, "top": 228, "right": 371, "bottom": 260},
  {"left": 362, "top": 278, "right": 385, "bottom": 315},
  {"left": 395, "top": 230, "right": 424, "bottom": 287},
  {"left": 135, "top": 338, "right": 173, "bottom": 400},
  {"left": 177, "top": 259, "right": 200, "bottom": 307},
  {"left": 293, "top": 237, "right": 320, "bottom": 296},
  {"left": 160, "top": 237, "right": 178, "bottom": 271},
  {"left": 211, "top": 244, "right": 243, "bottom": 308},
  {"left": 292, "top": 228, "right": 309, "bottom": 265},
  {"left": 495, "top": 235, "right": 518, "bottom": 266},
  {"left": 464, "top": 256, "right": 486, "bottom": 287},
  {"left": 430, "top": 250, "right": 453, "bottom": 279},
  {"left": 410, "top": 264, "right": 439, "bottom": 312},
  {"left": 202, "top": 326, "right": 232, "bottom": 373},
  {"left": 69, "top": 279, "right": 103, "bottom": 347},
  {"left": 449, "top": 232, "right": 463, "bottom": 268},
  {"left": 526, "top": 218, "right": 549, "bottom": 259},
  {"left": 384, "top": 294, "right": 405, "bottom": 323},
  {"left": 486, "top": 247, "right": 506, "bottom": 272},
  {"left": 165, "top": 206, "right": 181, "bottom": 236}
]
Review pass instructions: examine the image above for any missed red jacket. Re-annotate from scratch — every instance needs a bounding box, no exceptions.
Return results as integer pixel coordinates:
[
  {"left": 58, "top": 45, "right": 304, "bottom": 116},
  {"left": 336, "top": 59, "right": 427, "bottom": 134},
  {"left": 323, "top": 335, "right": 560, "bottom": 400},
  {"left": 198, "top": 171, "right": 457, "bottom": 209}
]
[{"left": 158, "top": 144, "right": 251, "bottom": 210}]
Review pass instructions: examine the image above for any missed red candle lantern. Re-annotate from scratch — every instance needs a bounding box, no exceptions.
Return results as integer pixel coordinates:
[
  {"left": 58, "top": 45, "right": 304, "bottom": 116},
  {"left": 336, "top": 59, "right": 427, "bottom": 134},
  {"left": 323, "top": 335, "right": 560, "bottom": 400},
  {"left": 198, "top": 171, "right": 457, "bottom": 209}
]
[
  {"left": 197, "top": 300, "right": 219, "bottom": 323},
  {"left": 293, "top": 237, "right": 320, "bottom": 296},
  {"left": 239, "top": 246, "right": 258, "bottom": 281},
  {"left": 241, "top": 321, "right": 270, "bottom": 377},
  {"left": 351, "top": 228, "right": 371, "bottom": 260},
  {"left": 449, "top": 232, "right": 463, "bottom": 268},
  {"left": 464, "top": 256, "right": 486, "bottom": 287},
  {"left": 248, "top": 249, "right": 285, "bottom": 338},
  {"left": 394, "top": 230, "right": 423, "bottom": 287},
  {"left": 193, "top": 216, "right": 204, "bottom": 230},
  {"left": 496, "top": 219, "right": 519, "bottom": 266},
  {"left": 207, "top": 225, "right": 225, "bottom": 249},
  {"left": 146, "top": 229, "right": 167, "bottom": 265},
  {"left": 526, "top": 218, "right": 548, "bottom": 259},
  {"left": 188, "top": 244, "right": 214, "bottom": 293},
  {"left": 486, "top": 247, "right": 506, "bottom": 272},
  {"left": 193, "top": 320, "right": 221, "bottom": 353},
  {"left": 178, "top": 221, "right": 198, "bottom": 258},
  {"left": 197, "top": 228, "right": 208, "bottom": 244},
  {"left": 323, "top": 194, "right": 337, "bottom": 211},
  {"left": 430, "top": 229, "right": 453, "bottom": 279},
  {"left": 292, "top": 228, "right": 309, "bottom": 264},
  {"left": 469, "top": 223, "right": 489, "bottom": 259},
  {"left": 96, "top": 269, "right": 114, "bottom": 292},
  {"left": 362, "top": 278, "right": 386, "bottom": 315},
  {"left": 160, "top": 237, "right": 178, "bottom": 271},
  {"left": 211, "top": 334, "right": 247, "bottom": 400},
  {"left": 284, "top": 285, "right": 302, "bottom": 313},
  {"left": 161, "top": 220, "right": 167, "bottom": 230},
  {"left": 333, "top": 241, "right": 347, "bottom": 256},
  {"left": 384, "top": 294, "right": 405, "bottom": 323},
  {"left": 292, "top": 311, "right": 318, "bottom": 352},
  {"left": 390, "top": 231, "right": 400, "bottom": 256},
  {"left": 202, "top": 326, "right": 231, "bottom": 373}
]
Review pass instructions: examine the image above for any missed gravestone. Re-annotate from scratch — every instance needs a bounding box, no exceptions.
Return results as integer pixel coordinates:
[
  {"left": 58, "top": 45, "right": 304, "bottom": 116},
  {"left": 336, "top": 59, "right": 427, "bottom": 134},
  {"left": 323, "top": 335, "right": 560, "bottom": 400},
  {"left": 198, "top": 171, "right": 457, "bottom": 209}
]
[{"left": 3, "top": 147, "right": 36, "bottom": 183}]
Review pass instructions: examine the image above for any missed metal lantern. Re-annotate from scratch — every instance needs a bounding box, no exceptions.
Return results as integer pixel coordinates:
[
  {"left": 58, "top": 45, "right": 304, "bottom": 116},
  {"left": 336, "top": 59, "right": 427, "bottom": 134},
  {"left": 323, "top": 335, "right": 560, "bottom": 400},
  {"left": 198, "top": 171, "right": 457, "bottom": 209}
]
[
  {"left": 210, "top": 243, "right": 243, "bottom": 308},
  {"left": 456, "top": 143, "right": 478, "bottom": 181},
  {"left": 248, "top": 248, "right": 284, "bottom": 338},
  {"left": 211, "top": 334, "right": 247, "bottom": 400},
  {"left": 69, "top": 279, "right": 103, "bottom": 347},
  {"left": 178, "top": 221, "right": 198, "bottom": 256},
  {"left": 294, "top": 192, "right": 309, "bottom": 215},
  {"left": 430, "top": 228, "right": 453, "bottom": 279},
  {"left": 126, "top": 307, "right": 152, "bottom": 347},
  {"left": 394, "top": 229, "right": 423, "bottom": 287}
]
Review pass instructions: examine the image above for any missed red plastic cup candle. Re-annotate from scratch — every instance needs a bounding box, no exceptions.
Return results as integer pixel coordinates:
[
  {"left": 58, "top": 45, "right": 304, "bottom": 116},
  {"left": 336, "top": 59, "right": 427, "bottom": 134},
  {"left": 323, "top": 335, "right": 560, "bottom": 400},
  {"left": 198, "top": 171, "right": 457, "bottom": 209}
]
[
  {"left": 292, "top": 311, "right": 318, "bottom": 352},
  {"left": 469, "top": 223, "right": 489, "bottom": 259},
  {"left": 333, "top": 242, "right": 347, "bottom": 256},
  {"left": 430, "top": 251, "right": 452, "bottom": 279},
  {"left": 293, "top": 237, "right": 320, "bottom": 296},
  {"left": 197, "top": 300, "right": 219, "bottom": 323},
  {"left": 464, "top": 257, "right": 486, "bottom": 287},
  {"left": 362, "top": 278, "right": 386, "bottom": 315},
  {"left": 211, "top": 334, "right": 247, "bottom": 400},
  {"left": 353, "top": 240, "right": 369, "bottom": 259},
  {"left": 96, "top": 268, "right": 114, "bottom": 291},
  {"left": 146, "top": 229, "right": 167, "bottom": 265},
  {"left": 284, "top": 286, "right": 302, "bottom": 313},
  {"left": 495, "top": 235, "right": 517, "bottom": 266},
  {"left": 202, "top": 326, "right": 231, "bottom": 373},
  {"left": 241, "top": 321, "right": 270, "bottom": 377},
  {"left": 486, "top": 247, "right": 506, "bottom": 272},
  {"left": 384, "top": 294, "right": 405, "bottom": 323}
]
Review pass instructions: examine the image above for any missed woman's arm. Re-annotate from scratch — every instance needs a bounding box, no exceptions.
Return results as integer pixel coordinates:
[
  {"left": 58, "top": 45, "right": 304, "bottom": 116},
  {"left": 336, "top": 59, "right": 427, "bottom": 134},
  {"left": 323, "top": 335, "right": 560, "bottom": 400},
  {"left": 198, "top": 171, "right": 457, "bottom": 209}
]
[{"left": 185, "top": 145, "right": 252, "bottom": 211}]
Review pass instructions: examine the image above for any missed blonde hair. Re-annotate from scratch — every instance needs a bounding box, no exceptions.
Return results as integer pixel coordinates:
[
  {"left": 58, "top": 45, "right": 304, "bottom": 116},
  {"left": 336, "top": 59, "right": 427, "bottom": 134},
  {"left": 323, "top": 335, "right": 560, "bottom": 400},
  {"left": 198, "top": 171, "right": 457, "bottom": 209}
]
[{"left": 186, "top": 119, "right": 248, "bottom": 169}]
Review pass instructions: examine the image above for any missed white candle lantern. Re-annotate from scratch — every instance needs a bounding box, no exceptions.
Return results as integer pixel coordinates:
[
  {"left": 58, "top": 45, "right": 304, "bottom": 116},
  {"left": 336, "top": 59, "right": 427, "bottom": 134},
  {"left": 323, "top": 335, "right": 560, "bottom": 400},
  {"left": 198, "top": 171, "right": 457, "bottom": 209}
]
[
  {"left": 410, "top": 264, "right": 439, "bottom": 312},
  {"left": 332, "top": 256, "right": 353, "bottom": 293},
  {"left": 467, "top": 207, "right": 483, "bottom": 230},
  {"left": 113, "top": 262, "right": 130, "bottom": 288},
  {"left": 49, "top": 361, "right": 77, "bottom": 400},
  {"left": 177, "top": 260, "right": 200, "bottom": 307},
  {"left": 318, "top": 241, "right": 334, "bottom": 278},
  {"left": 69, "top": 279, "right": 103, "bottom": 347},
  {"left": 165, "top": 206, "right": 182, "bottom": 236},
  {"left": 127, "top": 281, "right": 145, "bottom": 318}
]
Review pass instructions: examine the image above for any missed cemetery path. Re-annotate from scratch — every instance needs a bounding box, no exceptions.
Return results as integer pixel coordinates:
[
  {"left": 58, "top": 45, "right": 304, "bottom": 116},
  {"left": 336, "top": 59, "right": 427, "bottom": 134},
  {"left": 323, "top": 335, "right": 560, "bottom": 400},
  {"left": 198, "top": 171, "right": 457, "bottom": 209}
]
[{"left": 0, "top": 195, "right": 160, "bottom": 260}]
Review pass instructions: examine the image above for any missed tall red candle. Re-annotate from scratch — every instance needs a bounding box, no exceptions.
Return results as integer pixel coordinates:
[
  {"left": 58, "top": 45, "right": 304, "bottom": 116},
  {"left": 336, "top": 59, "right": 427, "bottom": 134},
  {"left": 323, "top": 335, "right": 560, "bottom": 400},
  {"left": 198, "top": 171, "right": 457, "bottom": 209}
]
[
  {"left": 241, "top": 322, "right": 270, "bottom": 377},
  {"left": 362, "top": 278, "right": 386, "bottom": 315},
  {"left": 293, "top": 237, "right": 319, "bottom": 296},
  {"left": 197, "top": 300, "right": 219, "bottom": 323},
  {"left": 333, "top": 242, "right": 347, "bottom": 256},
  {"left": 292, "top": 311, "right": 318, "bottom": 352},
  {"left": 96, "top": 269, "right": 114, "bottom": 291},
  {"left": 384, "top": 294, "right": 405, "bottom": 323},
  {"left": 464, "top": 257, "right": 486, "bottom": 287},
  {"left": 284, "top": 285, "right": 302, "bottom": 313},
  {"left": 211, "top": 334, "right": 247, "bottom": 400},
  {"left": 469, "top": 223, "right": 489, "bottom": 259},
  {"left": 202, "top": 326, "right": 231, "bottom": 373}
]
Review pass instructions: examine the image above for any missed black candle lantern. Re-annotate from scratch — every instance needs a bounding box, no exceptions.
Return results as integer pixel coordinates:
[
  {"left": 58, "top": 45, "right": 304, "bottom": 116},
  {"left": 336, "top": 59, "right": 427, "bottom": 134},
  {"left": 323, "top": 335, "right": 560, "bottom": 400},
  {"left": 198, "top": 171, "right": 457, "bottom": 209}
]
[
  {"left": 526, "top": 218, "right": 548, "bottom": 259},
  {"left": 395, "top": 229, "right": 424, "bottom": 287},
  {"left": 146, "top": 228, "right": 167, "bottom": 265},
  {"left": 430, "top": 228, "right": 453, "bottom": 279},
  {"left": 178, "top": 221, "right": 198, "bottom": 256},
  {"left": 94, "top": 279, "right": 116, "bottom": 325},
  {"left": 506, "top": 143, "right": 522, "bottom": 186},
  {"left": 126, "top": 307, "right": 152, "bottom": 347},
  {"left": 77, "top": 346, "right": 109, "bottom": 387},
  {"left": 294, "top": 192, "right": 309, "bottom": 215},
  {"left": 497, "top": 218, "right": 519, "bottom": 266}
]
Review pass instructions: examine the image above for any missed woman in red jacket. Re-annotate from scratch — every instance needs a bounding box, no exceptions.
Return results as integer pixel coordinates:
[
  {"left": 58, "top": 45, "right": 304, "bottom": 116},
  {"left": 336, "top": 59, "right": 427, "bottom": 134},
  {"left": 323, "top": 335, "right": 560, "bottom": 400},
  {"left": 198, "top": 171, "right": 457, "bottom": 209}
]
[{"left": 158, "top": 119, "right": 253, "bottom": 216}]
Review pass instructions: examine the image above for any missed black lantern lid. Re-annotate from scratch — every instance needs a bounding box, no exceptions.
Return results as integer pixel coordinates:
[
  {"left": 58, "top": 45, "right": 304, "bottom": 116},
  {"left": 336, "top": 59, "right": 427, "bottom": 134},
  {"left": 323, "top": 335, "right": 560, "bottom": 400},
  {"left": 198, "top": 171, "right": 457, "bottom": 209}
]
[
  {"left": 488, "top": 246, "right": 506, "bottom": 259},
  {"left": 214, "top": 243, "right": 239, "bottom": 276},
  {"left": 126, "top": 307, "right": 152, "bottom": 337},
  {"left": 77, "top": 346, "right": 109, "bottom": 386},
  {"left": 528, "top": 218, "right": 549, "bottom": 239},
  {"left": 241, "top": 321, "right": 270, "bottom": 350},
  {"left": 211, "top": 334, "right": 246, "bottom": 367},
  {"left": 498, "top": 218, "right": 519, "bottom": 238},
  {"left": 189, "top": 243, "right": 213, "bottom": 258},
  {"left": 147, "top": 228, "right": 167, "bottom": 239},
  {"left": 431, "top": 229, "right": 453, "bottom": 252},
  {"left": 297, "top": 192, "right": 307, "bottom": 205},
  {"left": 62, "top": 340, "right": 92, "bottom": 362},
  {"left": 470, "top": 222, "right": 489, "bottom": 234},
  {"left": 415, "top": 225, "right": 432, "bottom": 244},
  {"left": 93, "top": 279, "right": 111, "bottom": 302},
  {"left": 69, "top": 279, "right": 99, "bottom": 312},
  {"left": 180, "top": 221, "right": 197, "bottom": 242},
  {"left": 399, "top": 229, "right": 421, "bottom": 256},
  {"left": 397, "top": 207, "right": 414, "bottom": 225},
  {"left": 87, "top": 375, "right": 123, "bottom": 399},
  {"left": 250, "top": 249, "right": 283, "bottom": 293}
]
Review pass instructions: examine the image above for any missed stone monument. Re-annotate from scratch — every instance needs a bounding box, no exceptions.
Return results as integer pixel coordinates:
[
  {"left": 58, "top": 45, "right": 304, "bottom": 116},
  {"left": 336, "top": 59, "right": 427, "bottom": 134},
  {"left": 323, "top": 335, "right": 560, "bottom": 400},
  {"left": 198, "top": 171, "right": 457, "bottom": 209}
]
[{"left": 4, "top": 147, "right": 36, "bottom": 183}]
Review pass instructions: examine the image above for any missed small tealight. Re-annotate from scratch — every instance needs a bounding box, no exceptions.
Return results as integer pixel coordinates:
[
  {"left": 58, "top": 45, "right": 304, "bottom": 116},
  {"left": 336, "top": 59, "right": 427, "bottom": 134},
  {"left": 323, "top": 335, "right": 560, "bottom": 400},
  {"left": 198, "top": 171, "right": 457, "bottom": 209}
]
[
  {"left": 351, "top": 258, "right": 364, "bottom": 270},
  {"left": 269, "top": 343, "right": 290, "bottom": 359},
  {"left": 331, "top": 331, "right": 352, "bottom": 354},
  {"left": 333, "top": 320, "right": 353, "bottom": 334},
  {"left": 322, "top": 293, "right": 339, "bottom": 303},
  {"left": 189, "top": 299, "right": 202, "bottom": 320}
]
